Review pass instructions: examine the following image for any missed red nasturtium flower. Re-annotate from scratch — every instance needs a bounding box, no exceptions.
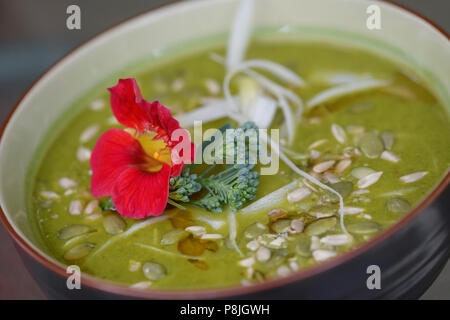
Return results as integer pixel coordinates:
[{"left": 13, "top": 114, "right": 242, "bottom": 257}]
[{"left": 90, "top": 78, "right": 194, "bottom": 219}]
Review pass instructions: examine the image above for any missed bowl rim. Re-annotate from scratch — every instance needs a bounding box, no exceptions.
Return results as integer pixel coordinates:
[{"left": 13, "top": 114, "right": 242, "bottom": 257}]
[{"left": 0, "top": 0, "right": 449, "bottom": 299}]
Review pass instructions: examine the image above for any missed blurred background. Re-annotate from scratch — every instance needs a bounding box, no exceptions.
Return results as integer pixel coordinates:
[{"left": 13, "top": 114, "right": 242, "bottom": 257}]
[{"left": 0, "top": 0, "right": 449, "bottom": 299}]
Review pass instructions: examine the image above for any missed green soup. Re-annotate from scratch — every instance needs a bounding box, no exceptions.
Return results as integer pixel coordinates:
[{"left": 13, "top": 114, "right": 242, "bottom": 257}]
[{"left": 30, "top": 41, "right": 450, "bottom": 290}]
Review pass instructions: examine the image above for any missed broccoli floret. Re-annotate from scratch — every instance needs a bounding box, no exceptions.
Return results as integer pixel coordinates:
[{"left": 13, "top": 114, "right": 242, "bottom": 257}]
[
  {"left": 169, "top": 169, "right": 202, "bottom": 202},
  {"left": 197, "top": 164, "right": 259, "bottom": 212}
]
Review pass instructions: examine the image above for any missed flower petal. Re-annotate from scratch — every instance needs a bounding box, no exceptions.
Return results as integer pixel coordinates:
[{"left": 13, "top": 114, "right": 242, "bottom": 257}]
[
  {"left": 108, "top": 78, "right": 151, "bottom": 131},
  {"left": 112, "top": 164, "right": 171, "bottom": 218},
  {"left": 90, "top": 128, "right": 147, "bottom": 197}
]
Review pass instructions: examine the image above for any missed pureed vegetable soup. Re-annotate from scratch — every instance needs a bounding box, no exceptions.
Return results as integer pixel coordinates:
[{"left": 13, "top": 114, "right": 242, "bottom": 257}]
[{"left": 30, "top": 39, "right": 450, "bottom": 290}]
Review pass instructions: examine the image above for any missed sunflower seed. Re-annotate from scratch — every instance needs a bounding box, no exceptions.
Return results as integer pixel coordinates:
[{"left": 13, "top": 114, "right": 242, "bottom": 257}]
[
  {"left": 359, "top": 133, "right": 384, "bottom": 158},
  {"left": 185, "top": 226, "right": 206, "bottom": 238},
  {"left": 381, "top": 150, "right": 400, "bottom": 163},
  {"left": 246, "top": 240, "right": 260, "bottom": 251},
  {"left": 310, "top": 149, "right": 322, "bottom": 160},
  {"left": 357, "top": 171, "right": 383, "bottom": 188},
  {"left": 290, "top": 219, "right": 305, "bottom": 234},
  {"left": 64, "top": 242, "right": 95, "bottom": 260},
  {"left": 335, "top": 159, "right": 352, "bottom": 174},
  {"left": 142, "top": 262, "right": 166, "bottom": 281},
  {"left": 238, "top": 257, "right": 255, "bottom": 268},
  {"left": 90, "top": 99, "right": 104, "bottom": 111},
  {"left": 324, "top": 172, "right": 340, "bottom": 184},
  {"left": 128, "top": 260, "right": 141, "bottom": 272},
  {"left": 287, "top": 187, "right": 311, "bottom": 203},
  {"left": 320, "top": 234, "right": 352, "bottom": 246},
  {"left": 39, "top": 191, "right": 60, "bottom": 200},
  {"left": 313, "top": 249, "right": 337, "bottom": 262},
  {"left": 57, "top": 225, "right": 91, "bottom": 240},
  {"left": 84, "top": 200, "right": 99, "bottom": 215},
  {"left": 76, "top": 147, "right": 91, "bottom": 162},
  {"left": 103, "top": 214, "right": 126, "bottom": 235},
  {"left": 85, "top": 213, "right": 102, "bottom": 222},
  {"left": 130, "top": 281, "right": 152, "bottom": 289},
  {"left": 69, "top": 200, "right": 83, "bottom": 215},
  {"left": 380, "top": 131, "right": 394, "bottom": 150},
  {"left": 308, "top": 139, "right": 328, "bottom": 149},
  {"left": 171, "top": 78, "right": 185, "bottom": 92},
  {"left": 313, "top": 160, "right": 335, "bottom": 173},
  {"left": 400, "top": 171, "right": 428, "bottom": 183},
  {"left": 331, "top": 124, "right": 347, "bottom": 144},
  {"left": 351, "top": 167, "right": 376, "bottom": 179},
  {"left": 200, "top": 233, "right": 223, "bottom": 240},
  {"left": 277, "top": 265, "right": 291, "bottom": 277},
  {"left": 289, "top": 261, "right": 299, "bottom": 271},
  {"left": 80, "top": 125, "right": 99, "bottom": 143},
  {"left": 386, "top": 197, "right": 411, "bottom": 213},
  {"left": 351, "top": 189, "right": 370, "bottom": 196},
  {"left": 256, "top": 247, "right": 271, "bottom": 263},
  {"left": 59, "top": 177, "right": 78, "bottom": 189},
  {"left": 343, "top": 206, "right": 364, "bottom": 215},
  {"left": 204, "top": 78, "right": 221, "bottom": 95}
]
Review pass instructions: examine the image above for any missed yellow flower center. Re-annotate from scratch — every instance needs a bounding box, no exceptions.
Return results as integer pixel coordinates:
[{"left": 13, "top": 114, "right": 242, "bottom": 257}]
[{"left": 125, "top": 129, "right": 172, "bottom": 172}]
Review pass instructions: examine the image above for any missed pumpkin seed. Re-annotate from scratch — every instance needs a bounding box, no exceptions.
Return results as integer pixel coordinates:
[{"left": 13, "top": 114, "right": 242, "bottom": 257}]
[
  {"left": 380, "top": 131, "right": 394, "bottom": 150},
  {"left": 359, "top": 133, "right": 384, "bottom": 158},
  {"left": 57, "top": 224, "right": 91, "bottom": 240},
  {"left": 351, "top": 167, "right": 376, "bottom": 179},
  {"left": 347, "top": 221, "right": 381, "bottom": 234},
  {"left": 142, "top": 262, "right": 166, "bottom": 281},
  {"left": 305, "top": 217, "right": 337, "bottom": 236},
  {"left": 271, "top": 219, "right": 291, "bottom": 234},
  {"left": 103, "top": 214, "right": 126, "bottom": 235},
  {"left": 160, "top": 229, "right": 188, "bottom": 245},
  {"left": 331, "top": 181, "right": 353, "bottom": 198},
  {"left": 178, "top": 236, "right": 206, "bottom": 256},
  {"left": 64, "top": 242, "right": 95, "bottom": 260},
  {"left": 295, "top": 238, "right": 311, "bottom": 257},
  {"left": 386, "top": 197, "right": 411, "bottom": 213},
  {"left": 244, "top": 222, "right": 268, "bottom": 239}
]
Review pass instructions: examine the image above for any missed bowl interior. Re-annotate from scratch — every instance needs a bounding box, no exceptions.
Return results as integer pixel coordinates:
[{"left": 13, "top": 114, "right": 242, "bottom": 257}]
[{"left": 0, "top": 0, "right": 449, "bottom": 288}]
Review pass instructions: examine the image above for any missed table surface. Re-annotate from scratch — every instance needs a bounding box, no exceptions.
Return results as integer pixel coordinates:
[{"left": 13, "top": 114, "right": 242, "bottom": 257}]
[{"left": 0, "top": 0, "right": 449, "bottom": 299}]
